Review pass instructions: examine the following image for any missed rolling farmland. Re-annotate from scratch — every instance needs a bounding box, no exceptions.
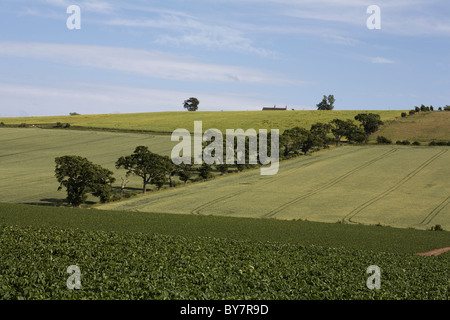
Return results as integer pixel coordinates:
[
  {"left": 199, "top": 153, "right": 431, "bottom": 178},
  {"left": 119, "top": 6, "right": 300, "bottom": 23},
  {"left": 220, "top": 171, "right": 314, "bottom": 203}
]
[
  {"left": 0, "top": 128, "right": 175, "bottom": 204},
  {"left": 1, "top": 125, "right": 449, "bottom": 230},
  {"left": 1, "top": 112, "right": 450, "bottom": 301},
  {"left": 99, "top": 145, "right": 450, "bottom": 230}
]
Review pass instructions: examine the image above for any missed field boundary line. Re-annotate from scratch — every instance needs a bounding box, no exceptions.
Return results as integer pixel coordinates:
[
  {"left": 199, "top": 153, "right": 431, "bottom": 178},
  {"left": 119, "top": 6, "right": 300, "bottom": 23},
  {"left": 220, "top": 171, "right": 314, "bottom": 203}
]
[
  {"left": 343, "top": 149, "right": 448, "bottom": 223},
  {"left": 263, "top": 147, "right": 399, "bottom": 218}
]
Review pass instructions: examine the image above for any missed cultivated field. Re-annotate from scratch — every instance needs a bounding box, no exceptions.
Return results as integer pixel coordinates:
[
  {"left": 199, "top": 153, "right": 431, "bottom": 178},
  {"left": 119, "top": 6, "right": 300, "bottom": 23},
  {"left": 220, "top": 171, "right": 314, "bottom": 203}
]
[
  {"left": 1, "top": 125, "right": 449, "bottom": 231},
  {"left": 0, "top": 128, "right": 175, "bottom": 204},
  {"left": 0, "top": 110, "right": 402, "bottom": 133},
  {"left": 99, "top": 145, "right": 450, "bottom": 231},
  {"left": 1, "top": 223, "right": 449, "bottom": 300},
  {"left": 1, "top": 111, "right": 450, "bottom": 301}
]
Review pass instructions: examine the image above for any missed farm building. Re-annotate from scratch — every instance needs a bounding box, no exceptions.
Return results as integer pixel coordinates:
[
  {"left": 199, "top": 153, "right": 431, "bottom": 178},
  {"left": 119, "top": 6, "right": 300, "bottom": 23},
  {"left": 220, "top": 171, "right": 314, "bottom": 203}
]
[{"left": 262, "top": 105, "right": 287, "bottom": 111}]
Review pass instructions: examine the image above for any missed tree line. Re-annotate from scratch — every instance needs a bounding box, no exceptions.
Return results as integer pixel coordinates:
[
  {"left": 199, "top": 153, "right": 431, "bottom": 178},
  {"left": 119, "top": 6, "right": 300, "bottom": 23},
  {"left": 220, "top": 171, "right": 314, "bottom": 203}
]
[{"left": 55, "top": 113, "right": 384, "bottom": 207}]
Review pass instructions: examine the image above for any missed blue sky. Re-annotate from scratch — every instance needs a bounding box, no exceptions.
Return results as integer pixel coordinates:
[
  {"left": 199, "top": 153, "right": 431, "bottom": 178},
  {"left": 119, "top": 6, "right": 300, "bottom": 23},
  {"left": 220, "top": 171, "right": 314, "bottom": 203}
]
[{"left": 0, "top": 0, "right": 449, "bottom": 117}]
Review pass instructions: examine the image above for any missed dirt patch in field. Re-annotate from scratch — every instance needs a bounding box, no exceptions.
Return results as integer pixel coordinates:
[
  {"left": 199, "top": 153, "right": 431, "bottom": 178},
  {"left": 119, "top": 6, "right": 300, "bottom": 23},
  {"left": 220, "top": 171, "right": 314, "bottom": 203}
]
[{"left": 416, "top": 247, "right": 450, "bottom": 256}]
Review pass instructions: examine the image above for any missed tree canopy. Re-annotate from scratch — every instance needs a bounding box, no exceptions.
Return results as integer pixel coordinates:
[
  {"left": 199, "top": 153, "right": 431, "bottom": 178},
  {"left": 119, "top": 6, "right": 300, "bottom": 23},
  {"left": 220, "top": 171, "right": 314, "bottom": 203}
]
[
  {"left": 316, "top": 95, "right": 335, "bottom": 110},
  {"left": 183, "top": 97, "right": 200, "bottom": 111},
  {"left": 55, "top": 155, "right": 115, "bottom": 207},
  {"left": 281, "top": 127, "right": 323, "bottom": 157},
  {"left": 116, "top": 146, "right": 173, "bottom": 194},
  {"left": 354, "top": 113, "right": 384, "bottom": 143}
]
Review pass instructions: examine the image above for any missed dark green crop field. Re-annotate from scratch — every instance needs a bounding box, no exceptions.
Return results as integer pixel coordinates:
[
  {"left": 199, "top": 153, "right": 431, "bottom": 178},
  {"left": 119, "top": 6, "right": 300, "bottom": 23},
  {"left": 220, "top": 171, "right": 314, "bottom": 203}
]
[
  {"left": 1, "top": 202, "right": 450, "bottom": 254},
  {"left": 0, "top": 223, "right": 448, "bottom": 300}
]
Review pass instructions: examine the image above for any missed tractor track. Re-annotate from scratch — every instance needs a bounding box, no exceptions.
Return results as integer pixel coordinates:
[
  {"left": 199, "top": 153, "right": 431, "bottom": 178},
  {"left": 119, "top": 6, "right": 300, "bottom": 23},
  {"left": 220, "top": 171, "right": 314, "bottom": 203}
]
[
  {"left": 190, "top": 146, "right": 367, "bottom": 215},
  {"left": 343, "top": 149, "right": 448, "bottom": 223},
  {"left": 263, "top": 147, "right": 399, "bottom": 218},
  {"left": 191, "top": 192, "right": 241, "bottom": 215},
  {"left": 417, "top": 194, "right": 450, "bottom": 226}
]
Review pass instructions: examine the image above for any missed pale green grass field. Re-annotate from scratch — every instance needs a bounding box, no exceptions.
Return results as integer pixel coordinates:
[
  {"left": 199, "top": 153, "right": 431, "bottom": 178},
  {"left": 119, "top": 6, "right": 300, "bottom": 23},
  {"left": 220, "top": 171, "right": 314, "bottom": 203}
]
[
  {"left": 369, "top": 111, "right": 450, "bottom": 143},
  {"left": 0, "top": 128, "right": 176, "bottom": 204},
  {"left": 99, "top": 145, "right": 450, "bottom": 231},
  {"left": 0, "top": 110, "right": 402, "bottom": 133}
]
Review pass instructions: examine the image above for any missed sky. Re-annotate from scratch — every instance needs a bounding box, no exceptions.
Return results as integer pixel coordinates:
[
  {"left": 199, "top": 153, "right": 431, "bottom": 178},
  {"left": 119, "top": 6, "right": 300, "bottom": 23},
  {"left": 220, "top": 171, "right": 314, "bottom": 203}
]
[{"left": 0, "top": 0, "right": 449, "bottom": 117}]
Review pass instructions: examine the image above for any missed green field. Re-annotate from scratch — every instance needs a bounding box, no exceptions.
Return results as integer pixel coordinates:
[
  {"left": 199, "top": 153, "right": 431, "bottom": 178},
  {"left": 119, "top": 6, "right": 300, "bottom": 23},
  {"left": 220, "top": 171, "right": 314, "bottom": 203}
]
[
  {"left": 1, "top": 127, "right": 449, "bottom": 231},
  {"left": 1, "top": 224, "right": 449, "bottom": 300},
  {"left": 0, "top": 128, "right": 176, "bottom": 204},
  {"left": 0, "top": 110, "right": 402, "bottom": 133},
  {"left": 1, "top": 203, "right": 449, "bottom": 300},
  {"left": 99, "top": 145, "right": 450, "bottom": 231},
  {"left": 1, "top": 110, "right": 450, "bottom": 301},
  {"left": 2, "top": 202, "right": 449, "bottom": 254}
]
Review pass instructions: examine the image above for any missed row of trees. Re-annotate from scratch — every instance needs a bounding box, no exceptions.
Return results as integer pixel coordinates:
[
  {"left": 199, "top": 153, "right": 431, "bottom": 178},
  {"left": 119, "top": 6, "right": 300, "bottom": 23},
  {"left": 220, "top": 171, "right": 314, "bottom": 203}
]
[
  {"left": 55, "top": 113, "right": 383, "bottom": 207},
  {"left": 280, "top": 113, "right": 383, "bottom": 157},
  {"left": 402, "top": 104, "right": 450, "bottom": 117},
  {"left": 55, "top": 146, "right": 250, "bottom": 207}
]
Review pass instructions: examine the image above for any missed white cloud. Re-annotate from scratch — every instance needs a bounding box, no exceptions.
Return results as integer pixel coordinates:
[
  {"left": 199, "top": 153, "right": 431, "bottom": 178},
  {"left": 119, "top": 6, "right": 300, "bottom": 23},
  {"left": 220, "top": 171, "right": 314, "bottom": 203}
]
[
  {"left": 0, "top": 42, "right": 293, "bottom": 85},
  {"left": 371, "top": 57, "right": 394, "bottom": 64}
]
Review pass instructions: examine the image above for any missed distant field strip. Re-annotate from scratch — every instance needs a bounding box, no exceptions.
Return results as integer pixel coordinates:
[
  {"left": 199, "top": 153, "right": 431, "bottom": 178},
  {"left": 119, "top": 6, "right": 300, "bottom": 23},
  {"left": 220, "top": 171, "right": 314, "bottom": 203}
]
[
  {"left": 0, "top": 110, "right": 401, "bottom": 133},
  {"left": 99, "top": 146, "right": 450, "bottom": 230},
  {"left": 343, "top": 149, "right": 448, "bottom": 223}
]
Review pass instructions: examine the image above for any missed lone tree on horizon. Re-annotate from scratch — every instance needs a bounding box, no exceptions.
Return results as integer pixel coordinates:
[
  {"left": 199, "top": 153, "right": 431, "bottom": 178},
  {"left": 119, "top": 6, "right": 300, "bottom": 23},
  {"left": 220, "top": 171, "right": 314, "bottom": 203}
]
[
  {"left": 316, "top": 95, "right": 335, "bottom": 110},
  {"left": 183, "top": 97, "right": 199, "bottom": 111}
]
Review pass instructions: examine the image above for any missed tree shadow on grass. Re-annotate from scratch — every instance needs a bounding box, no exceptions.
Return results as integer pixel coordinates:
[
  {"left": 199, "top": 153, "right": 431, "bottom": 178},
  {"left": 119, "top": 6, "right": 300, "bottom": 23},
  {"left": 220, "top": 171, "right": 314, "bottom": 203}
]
[
  {"left": 22, "top": 198, "right": 96, "bottom": 207},
  {"left": 23, "top": 198, "right": 66, "bottom": 207},
  {"left": 22, "top": 198, "right": 97, "bottom": 208}
]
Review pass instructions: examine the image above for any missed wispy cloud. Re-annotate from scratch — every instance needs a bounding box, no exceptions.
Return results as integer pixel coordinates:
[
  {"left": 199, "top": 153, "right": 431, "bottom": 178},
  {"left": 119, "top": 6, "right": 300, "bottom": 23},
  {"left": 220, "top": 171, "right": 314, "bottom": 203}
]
[
  {"left": 105, "top": 15, "right": 274, "bottom": 57},
  {"left": 0, "top": 42, "right": 294, "bottom": 85},
  {"left": 43, "top": 0, "right": 115, "bottom": 13},
  {"left": 371, "top": 57, "right": 395, "bottom": 64}
]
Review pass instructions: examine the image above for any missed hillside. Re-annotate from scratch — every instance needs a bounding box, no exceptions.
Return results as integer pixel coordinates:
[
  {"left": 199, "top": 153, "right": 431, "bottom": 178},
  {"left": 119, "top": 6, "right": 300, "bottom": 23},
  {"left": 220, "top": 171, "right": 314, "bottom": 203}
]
[
  {"left": 370, "top": 111, "right": 450, "bottom": 144},
  {"left": 0, "top": 128, "right": 176, "bottom": 204},
  {"left": 99, "top": 145, "right": 450, "bottom": 231},
  {"left": 0, "top": 110, "right": 402, "bottom": 134}
]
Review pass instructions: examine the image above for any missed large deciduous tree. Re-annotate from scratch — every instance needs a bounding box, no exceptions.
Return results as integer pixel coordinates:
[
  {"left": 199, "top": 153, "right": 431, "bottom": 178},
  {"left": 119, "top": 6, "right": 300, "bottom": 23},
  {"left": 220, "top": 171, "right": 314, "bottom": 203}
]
[
  {"left": 55, "top": 155, "right": 115, "bottom": 207},
  {"left": 310, "top": 122, "right": 332, "bottom": 148},
  {"left": 116, "top": 146, "right": 172, "bottom": 194},
  {"left": 281, "top": 127, "right": 323, "bottom": 157},
  {"left": 354, "top": 113, "right": 384, "bottom": 143}
]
